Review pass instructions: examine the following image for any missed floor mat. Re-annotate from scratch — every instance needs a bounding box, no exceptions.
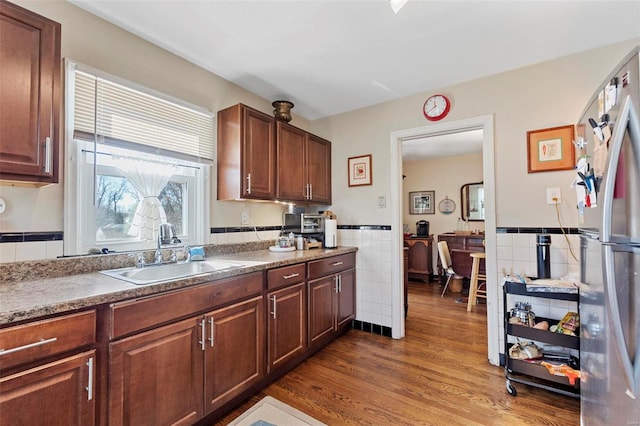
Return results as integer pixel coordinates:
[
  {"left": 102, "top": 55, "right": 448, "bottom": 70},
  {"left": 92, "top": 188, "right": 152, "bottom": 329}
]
[{"left": 228, "top": 396, "right": 327, "bottom": 426}]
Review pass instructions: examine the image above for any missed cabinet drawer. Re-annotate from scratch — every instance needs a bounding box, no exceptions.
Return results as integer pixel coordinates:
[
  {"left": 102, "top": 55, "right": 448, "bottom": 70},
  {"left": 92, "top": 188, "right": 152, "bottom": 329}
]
[
  {"left": 267, "top": 263, "right": 306, "bottom": 290},
  {"left": 110, "top": 271, "right": 263, "bottom": 339},
  {"left": 0, "top": 310, "right": 96, "bottom": 371},
  {"left": 308, "top": 253, "right": 355, "bottom": 280}
]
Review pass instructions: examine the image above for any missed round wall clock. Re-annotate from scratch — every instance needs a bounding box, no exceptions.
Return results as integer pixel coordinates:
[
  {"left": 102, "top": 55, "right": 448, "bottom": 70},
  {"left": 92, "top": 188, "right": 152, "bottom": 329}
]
[
  {"left": 438, "top": 197, "right": 456, "bottom": 214},
  {"left": 423, "top": 94, "right": 451, "bottom": 121}
]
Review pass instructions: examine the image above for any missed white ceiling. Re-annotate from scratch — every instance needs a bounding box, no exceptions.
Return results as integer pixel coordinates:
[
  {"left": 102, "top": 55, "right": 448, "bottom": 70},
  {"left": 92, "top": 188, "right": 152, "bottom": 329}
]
[
  {"left": 402, "top": 129, "right": 483, "bottom": 160},
  {"left": 68, "top": 0, "right": 639, "bottom": 159}
]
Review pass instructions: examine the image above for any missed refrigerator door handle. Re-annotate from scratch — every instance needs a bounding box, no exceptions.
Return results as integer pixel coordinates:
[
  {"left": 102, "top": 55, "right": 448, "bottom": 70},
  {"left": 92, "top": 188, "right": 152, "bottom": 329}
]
[
  {"left": 601, "top": 95, "right": 640, "bottom": 243},
  {"left": 603, "top": 244, "right": 640, "bottom": 397}
]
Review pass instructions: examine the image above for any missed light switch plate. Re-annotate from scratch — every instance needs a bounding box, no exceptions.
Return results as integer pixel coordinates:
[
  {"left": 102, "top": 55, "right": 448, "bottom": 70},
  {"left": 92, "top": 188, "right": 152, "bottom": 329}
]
[{"left": 377, "top": 196, "right": 386, "bottom": 208}]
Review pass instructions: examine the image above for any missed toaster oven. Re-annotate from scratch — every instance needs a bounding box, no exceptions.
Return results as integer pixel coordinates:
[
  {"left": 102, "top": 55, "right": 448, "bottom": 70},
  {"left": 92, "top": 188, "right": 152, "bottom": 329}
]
[{"left": 284, "top": 213, "right": 325, "bottom": 234}]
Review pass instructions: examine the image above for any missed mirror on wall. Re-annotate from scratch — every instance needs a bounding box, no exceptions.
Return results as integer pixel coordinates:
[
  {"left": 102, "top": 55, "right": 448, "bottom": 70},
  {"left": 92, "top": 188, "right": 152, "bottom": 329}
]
[{"left": 461, "top": 182, "right": 484, "bottom": 221}]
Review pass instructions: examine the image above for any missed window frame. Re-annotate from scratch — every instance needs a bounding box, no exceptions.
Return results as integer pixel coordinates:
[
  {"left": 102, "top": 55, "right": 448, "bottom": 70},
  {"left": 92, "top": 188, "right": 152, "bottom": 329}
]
[{"left": 64, "top": 61, "right": 210, "bottom": 256}]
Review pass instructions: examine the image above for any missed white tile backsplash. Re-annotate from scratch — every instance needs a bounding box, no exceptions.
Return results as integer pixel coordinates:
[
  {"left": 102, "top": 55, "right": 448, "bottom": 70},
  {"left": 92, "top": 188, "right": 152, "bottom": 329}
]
[
  {"left": 0, "top": 243, "right": 16, "bottom": 263},
  {"left": 15, "top": 242, "right": 47, "bottom": 261}
]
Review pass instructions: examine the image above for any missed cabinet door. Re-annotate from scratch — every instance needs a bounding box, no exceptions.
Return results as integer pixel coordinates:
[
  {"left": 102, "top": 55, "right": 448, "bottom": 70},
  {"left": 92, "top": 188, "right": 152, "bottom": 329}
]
[
  {"left": 204, "top": 296, "right": 264, "bottom": 413},
  {"left": 0, "top": 2, "right": 60, "bottom": 183},
  {"left": 0, "top": 350, "right": 95, "bottom": 426},
  {"left": 276, "top": 122, "right": 307, "bottom": 202},
  {"left": 242, "top": 107, "right": 276, "bottom": 199},
  {"left": 306, "top": 134, "right": 331, "bottom": 204},
  {"left": 267, "top": 283, "right": 307, "bottom": 373},
  {"left": 109, "top": 318, "right": 203, "bottom": 426},
  {"left": 337, "top": 268, "right": 356, "bottom": 328},
  {"left": 407, "top": 240, "right": 431, "bottom": 274},
  {"left": 308, "top": 276, "right": 336, "bottom": 345}
]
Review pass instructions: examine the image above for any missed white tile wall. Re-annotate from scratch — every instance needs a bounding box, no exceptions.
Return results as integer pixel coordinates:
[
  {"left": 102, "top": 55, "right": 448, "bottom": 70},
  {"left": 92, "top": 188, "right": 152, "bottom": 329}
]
[
  {"left": 0, "top": 240, "right": 64, "bottom": 263},
  {"left": 338, "top": 228, "right": 393, "bottom": 328},
  {"left": 497, "top": 232, "right": 581, "bottom": 354},
  {"left": 208, "top": 230, "right": 280, "bottom": 245}
]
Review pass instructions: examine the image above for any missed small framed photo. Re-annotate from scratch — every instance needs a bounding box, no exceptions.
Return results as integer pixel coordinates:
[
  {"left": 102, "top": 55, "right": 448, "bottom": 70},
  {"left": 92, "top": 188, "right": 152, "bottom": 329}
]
[
  {"left": 527, "top": 125, "right": 575, "bottom": 173},
  {"left": 348, "top": 154, "right": 372, "bottom": 187},
  {"left": 409, "top": 190, "right": 435, "bottom": 215}
]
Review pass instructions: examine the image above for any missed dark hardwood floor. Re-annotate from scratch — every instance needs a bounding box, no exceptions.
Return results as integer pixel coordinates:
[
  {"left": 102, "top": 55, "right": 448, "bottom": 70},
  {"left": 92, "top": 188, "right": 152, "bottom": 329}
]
[{"left": 215, "top": 280, "right": 580, "bottom": 425}]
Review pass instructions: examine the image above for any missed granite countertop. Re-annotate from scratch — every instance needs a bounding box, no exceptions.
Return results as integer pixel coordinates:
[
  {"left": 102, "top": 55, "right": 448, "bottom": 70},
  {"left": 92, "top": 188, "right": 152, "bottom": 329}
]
[{"left": 0, "top": 246, "right": 357, "bottom": 325}]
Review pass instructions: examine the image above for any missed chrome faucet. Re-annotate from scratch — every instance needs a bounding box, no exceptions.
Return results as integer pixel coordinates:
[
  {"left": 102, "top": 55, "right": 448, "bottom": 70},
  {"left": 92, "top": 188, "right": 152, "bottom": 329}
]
[
  {"left": 154, "top": 223, "right": 181, "bottom": 265},
  {"left": 154, "top": 234, "right": 164, "bottom": 264}
]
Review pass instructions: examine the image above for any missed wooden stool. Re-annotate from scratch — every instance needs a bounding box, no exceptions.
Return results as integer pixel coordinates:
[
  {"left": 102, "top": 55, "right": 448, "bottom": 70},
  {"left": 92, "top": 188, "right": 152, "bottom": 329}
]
[{"left": 467, "top": 252, "right": 487, "bottom": 311}]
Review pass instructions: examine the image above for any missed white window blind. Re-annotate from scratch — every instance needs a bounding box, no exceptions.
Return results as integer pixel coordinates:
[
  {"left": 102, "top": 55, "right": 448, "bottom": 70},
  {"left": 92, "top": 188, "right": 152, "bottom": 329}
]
[{"left": 73, "top": 68, "right": 214, "bottom": 161}]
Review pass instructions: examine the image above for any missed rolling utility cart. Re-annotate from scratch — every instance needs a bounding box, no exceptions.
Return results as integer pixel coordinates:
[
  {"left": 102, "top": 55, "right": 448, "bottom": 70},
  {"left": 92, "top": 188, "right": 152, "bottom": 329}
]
[{"left": 503, "top": 281, "right": 580, "bottom": 398}]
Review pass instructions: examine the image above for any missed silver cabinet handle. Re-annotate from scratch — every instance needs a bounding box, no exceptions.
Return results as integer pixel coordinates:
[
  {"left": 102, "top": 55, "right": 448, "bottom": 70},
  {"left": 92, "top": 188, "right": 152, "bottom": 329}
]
[
  {"left": 199, "top": 319, "right": 206, "bottom": 351},
  {"left": 309, "top": 183, "right": 313, "bottom": 200},
  {"left": 601, "top": 95, "right": 637, "bottom": 242},
  {"left": 338, "top": 274, "right": 342, "bottom": 293},
  {"left": 271, "top": 295, "right": 277, "bottom": 319},
  {"left": 334, "top": 276, "right": 339, "bottom": 293},
  {"left": 44, "top": 136, "right": 52, "bottom": 174},
  {"left": 0, "top": 337, "right": 57, "bottom": 356},
  {"left": 86, "top": 357, "right": 94, "bottom": 401},
  {"left": 331, "top": 261, "right": 344, "bottom": 267},
  {"left": 208, "top": 317, "right": 215, "bottom": 347},
  {"left": 603, "top": 244, "right": 639, "bottom": 396},
  {"left": 283, "top": 273, "right": 299, "bottom": 280},
  {"left": 246, "top": 173, "right": 252, "bottom": 194}
]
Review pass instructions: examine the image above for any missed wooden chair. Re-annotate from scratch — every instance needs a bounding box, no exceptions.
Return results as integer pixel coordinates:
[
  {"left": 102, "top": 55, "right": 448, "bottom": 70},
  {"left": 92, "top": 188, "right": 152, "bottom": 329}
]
[
  {"left": 467, "top": 252, "right": 487, "bottom": 311},
  {"left": 437, "top": 241, "right": 455, "bottom": 297}
]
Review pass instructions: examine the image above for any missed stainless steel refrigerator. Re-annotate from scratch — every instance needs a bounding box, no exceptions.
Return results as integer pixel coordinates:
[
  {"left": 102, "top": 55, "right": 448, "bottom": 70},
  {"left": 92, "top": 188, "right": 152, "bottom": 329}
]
[{"left": 578, "top": 47, "right": 640, "bottom": 425}]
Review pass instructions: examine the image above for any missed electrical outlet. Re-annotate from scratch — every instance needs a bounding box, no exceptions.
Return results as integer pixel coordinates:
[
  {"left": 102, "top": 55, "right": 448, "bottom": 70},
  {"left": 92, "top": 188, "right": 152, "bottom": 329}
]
[
  {"left": 241, "top": 210, "right": 250, "bottom": 225},
  {"left": 377, "top": 195, "right": 386, "bottom": 209},
  {"left": 546, "top": 187, "right": 561, "bottom": 205}
]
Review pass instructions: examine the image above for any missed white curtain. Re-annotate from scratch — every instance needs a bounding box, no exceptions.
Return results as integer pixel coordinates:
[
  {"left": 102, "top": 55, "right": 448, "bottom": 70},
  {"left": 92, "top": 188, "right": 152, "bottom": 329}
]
[{"left": 115, "top": 157, "right": 177, "bottom": 241}]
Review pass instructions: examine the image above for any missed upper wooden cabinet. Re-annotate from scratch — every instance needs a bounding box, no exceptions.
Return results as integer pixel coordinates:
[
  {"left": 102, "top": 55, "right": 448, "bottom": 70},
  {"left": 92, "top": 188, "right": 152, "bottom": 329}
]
[
  {"left": 276, "top": 121, "right": 331, "bottom": 204},
  {"left": 0, "top": 1, "right": 61, "bottom": 185},
  {"left": 217, "top": 104, "right": 276, "bottom": 200},
  {"left": 217, "top": 103, "right": 331, "bottom": 204}
]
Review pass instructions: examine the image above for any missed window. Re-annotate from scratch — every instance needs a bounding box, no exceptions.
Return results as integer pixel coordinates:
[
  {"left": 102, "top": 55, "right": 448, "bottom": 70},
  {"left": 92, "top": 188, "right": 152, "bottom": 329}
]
[{"left": 64, "top": 61, "right": 213, "bottom": 255}]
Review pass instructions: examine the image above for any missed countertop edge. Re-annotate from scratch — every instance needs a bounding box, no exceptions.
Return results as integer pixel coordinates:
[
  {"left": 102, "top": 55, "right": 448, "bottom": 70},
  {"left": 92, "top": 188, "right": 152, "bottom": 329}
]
[{"left": 0, "top": 247, "right": 357, "bottom": 325}]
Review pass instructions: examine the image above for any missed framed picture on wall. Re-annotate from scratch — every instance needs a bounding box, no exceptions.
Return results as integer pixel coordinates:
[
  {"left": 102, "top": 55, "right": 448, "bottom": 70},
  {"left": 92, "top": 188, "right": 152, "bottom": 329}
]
[
  {"left": 409, "top": 190, "right": 435, "bottom": 214},
  {"left": 348, "top": 154, "right": 372, "bottom": 186},
  {"left": 527, "top": 125, "right": 575, "bottom": 173}
]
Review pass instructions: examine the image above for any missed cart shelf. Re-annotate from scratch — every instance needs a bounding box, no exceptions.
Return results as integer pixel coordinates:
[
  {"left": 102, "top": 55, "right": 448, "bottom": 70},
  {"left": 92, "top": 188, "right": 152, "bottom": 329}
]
[{"left": 503, "top": 280, "right": 580, "bottom": 398}]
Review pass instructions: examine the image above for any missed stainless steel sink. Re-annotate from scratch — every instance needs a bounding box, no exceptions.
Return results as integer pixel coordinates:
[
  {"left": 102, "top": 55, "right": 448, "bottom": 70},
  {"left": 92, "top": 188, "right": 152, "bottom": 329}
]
[{"left": 100, "top": 260, "right": 244, "bottom": 285}]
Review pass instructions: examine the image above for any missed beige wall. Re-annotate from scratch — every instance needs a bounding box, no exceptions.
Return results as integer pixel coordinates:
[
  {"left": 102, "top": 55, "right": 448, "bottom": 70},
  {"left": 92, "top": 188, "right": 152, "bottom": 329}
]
[
  {"left": 403, "top": 153, "right": 484, "bottom": 237},
  {"left": 2, "top": 1, "right": 639, "bottom": 253},
  {"left": 0, "top": 0, "right": 312, "bottom": 237},
  {"left": 313, "top": 38, "right": 640, "bottom": 230}
]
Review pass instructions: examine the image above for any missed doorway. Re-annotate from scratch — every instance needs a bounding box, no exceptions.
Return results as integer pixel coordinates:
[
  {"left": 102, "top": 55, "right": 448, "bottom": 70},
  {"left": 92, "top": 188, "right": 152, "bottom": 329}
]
[{"left": 389, "top": 115, "right": 500, "bottom": 366}]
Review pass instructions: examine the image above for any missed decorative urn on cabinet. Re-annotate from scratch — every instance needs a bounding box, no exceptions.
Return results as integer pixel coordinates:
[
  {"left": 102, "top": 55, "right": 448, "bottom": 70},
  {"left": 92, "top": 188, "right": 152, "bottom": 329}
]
[{"left": 272, "top": 100, "right": 294, "bottom": 122}]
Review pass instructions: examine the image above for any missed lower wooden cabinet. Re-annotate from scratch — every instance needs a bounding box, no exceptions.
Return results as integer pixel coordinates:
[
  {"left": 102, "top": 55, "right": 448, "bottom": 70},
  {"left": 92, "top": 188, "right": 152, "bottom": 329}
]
[
  {"left": 336, "top": 268, "right": 356, "bottom": 327},
  {"left": 267, "top": 282, "right": 307, "bottom": 373},
  {"left": 109, "top": 318, "right": 204, "bottom": 426},
  {"left": 108, "top": 296, "right": 264, "bottom": 425},
  {"left": 308, "top": 267, "right": 356, "bottom": 347},
  {"left": 0, "top": 350, "right": 96, "bottom": 426},
  {"left": 404, "top": 236, "right": 433, "bottom": 282},
  {"left": 204, "top": 295, "right": 264, "bottom": 412}
]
